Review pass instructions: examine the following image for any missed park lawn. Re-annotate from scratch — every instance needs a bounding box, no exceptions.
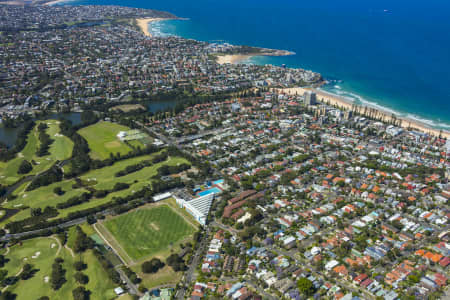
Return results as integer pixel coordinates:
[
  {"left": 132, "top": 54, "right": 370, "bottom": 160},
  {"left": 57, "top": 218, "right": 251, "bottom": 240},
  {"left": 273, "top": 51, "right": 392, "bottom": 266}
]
[
  {"left": 102, "top": 205, "right": 196, "bottom": 262},
  {"left": 3, "top": 236, "right": 116, "bottom": 300},
  {"left": 80, "top": 223, "right": 96, "bottom": 236},
  {"left": 164, "top": 197, "right": 199, "bottom": 228},
  {"left": 127, "top": 139, "right": 144, "bottom": 149},
  {"left": 78, "top": 121, "right": 133, "bottom": 160},
  {"left": 117, "top": 294, "right": 134, "bottom": 300},
  {"left": 110, "top": 104, "right": 145, "bottom": 113},
  {"left": 0, "top": 120, "right": 73, "bottom": 185},
  {"left": 132, "top": 264, "right": 182, "bottom": 289}
]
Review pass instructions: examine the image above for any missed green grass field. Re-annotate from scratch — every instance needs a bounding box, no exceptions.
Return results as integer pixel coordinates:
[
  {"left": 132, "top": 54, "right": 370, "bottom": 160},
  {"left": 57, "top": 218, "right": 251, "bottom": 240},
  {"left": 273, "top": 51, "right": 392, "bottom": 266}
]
[
  {"left": 78, "top": 121, "right": 140, "bottom": 160},
  {"left": 102, "top": 205, "right": 196, "bottom": 262},
  {"left": 1, "top": 154, "right": 189, "bottom": 226},
  {"left": 132, "top": 264, "right": 181, "bottom": 289},
  {"left": 0, "top": 120, "right": 73, "bottom": 185},
  {"left": 2, "top": 236, "right": 117, "bottom": 300}
]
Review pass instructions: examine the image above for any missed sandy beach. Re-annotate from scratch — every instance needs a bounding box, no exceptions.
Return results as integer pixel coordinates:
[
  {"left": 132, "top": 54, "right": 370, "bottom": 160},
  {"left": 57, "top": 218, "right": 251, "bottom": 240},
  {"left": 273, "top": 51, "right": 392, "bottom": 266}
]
[
  {"left": 217, "top": 54, "right": 253, "bottom": 65},
  {"left": 217, "top": 49, "right": 295, "bottom": 65},
  {"left": 136, "top": 18, "right": 171, "bottom": 37},
  {"left": 277, "top": 87, "right": 450, "bottom": 139}
]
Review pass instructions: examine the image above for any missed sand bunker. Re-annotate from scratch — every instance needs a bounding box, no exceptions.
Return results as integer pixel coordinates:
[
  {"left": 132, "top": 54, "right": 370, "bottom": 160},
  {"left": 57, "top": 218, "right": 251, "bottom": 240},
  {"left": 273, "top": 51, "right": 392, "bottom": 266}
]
[
  {"left": 149, "top": 223, "right": 160, "bottom": 231},
  {"left": 31, "top": 251, "right": 41, "bottom": 259}
]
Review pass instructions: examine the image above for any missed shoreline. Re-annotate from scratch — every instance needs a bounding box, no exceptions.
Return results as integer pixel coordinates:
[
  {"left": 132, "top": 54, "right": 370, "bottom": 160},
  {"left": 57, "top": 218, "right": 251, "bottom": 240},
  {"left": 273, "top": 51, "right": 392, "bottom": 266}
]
[
  {"left": 134, "top": 13, "right": 450, "bottom": 137},
  {"left": 277, "top": 87, "right": 450, "bottom": 139},
  {"left": 217, "top": 54, "right": 253, "bottom": 64},
  {"left": 217, "top": 50, "right": 295, "bottom": 65},
  {"left": 136, "top": 17, "right": 174, "bottom": 37},
  {"left": 43, "top": 0, "right": 72, "bottom": 5}
]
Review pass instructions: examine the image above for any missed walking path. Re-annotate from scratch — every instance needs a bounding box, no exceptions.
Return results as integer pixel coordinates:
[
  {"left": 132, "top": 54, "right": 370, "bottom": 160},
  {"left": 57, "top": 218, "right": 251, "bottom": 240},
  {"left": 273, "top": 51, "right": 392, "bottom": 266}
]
[
  {"left": 1, "top": 267, "right": 23, "bottom": 293},
  {"left": 65, "top": 244, "right": 75, "bottom": 258},
  {"left": 93, "top": 223, "right": 131, "bottom": 265},
  {"left": 50, "top": 235, "right": 62, "bottom": 257}
]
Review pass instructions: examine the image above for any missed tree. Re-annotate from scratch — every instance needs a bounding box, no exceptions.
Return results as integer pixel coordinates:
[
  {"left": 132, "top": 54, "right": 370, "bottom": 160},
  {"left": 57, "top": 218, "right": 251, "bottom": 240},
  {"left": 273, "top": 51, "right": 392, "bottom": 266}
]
[
  {"left": 17, "top": 160, "right": 32, "bottom": 174},
  {"left": 50, "top": 258, "right": 66, "bottom": 290},
  {"left": 81, "top": 111, "right": 98, "bottom": 125},
  {"left": 141, "top": 258, "right": 164, "bottom": 273},
  {"left": 297, "top": 277, "right": 314, "bottom": 296},
  {"left": 407, "top": 274, "right": 420, "bottom": 284},
  {"left": 0, "top": 254, "right": 8, "bottom": 267},
  {"left": 19, "top": 263, "right": 35, "bottom": 280},
  {"left": 73, "top": 227, "right": 95, "bottom": 253},
  {"left": 30, "top": 208, "right": 42, "bottom": 217},
  {"left": 0, "top": 291, "right": 17, "bottom": 300},
  {"left": 73, "top": 261, "right": 87, "bottom": 271},
  {"left": 166, "top": 254, "right": 186, "bottom": 272},
  {"left": 53, "top": 187, "right": 65, "bottom": 195},
  {"left": 72, "top": 286, "right": 90, "bottom": 300},
  {"left": 74, "top": 272, "right": 89, "bottom": 284},
  {"left": 0, "top": 269, "right": 8, "bottom": 282},
  {"left": 86, "top": 215, "right": 96, "bottom": 225}
]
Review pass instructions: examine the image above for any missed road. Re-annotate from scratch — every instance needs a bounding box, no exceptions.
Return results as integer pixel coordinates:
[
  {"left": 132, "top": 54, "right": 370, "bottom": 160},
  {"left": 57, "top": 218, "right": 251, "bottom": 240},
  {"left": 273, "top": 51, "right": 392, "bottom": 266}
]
[
  {"left": 115, "top": 264, "right": 140, "bottom": 296},
  {"left": 177, "top": 227, "right": 211, "bottom": 300},
  {"left": 0, "top": 207, "right": 116, "bottom": 242},
  {"left": 210, "top": 220, "right": 239, "bottom": 235},
  {"left": 244, "top": 279, "right": 277, "bottom": 300}
]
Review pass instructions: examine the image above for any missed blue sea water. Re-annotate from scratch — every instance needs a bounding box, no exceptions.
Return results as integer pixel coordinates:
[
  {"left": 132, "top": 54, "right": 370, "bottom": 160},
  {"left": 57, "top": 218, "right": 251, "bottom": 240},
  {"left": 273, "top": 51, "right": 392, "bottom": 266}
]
[{"left": 67, "top": 0, "right": 450, "bottom": 129}]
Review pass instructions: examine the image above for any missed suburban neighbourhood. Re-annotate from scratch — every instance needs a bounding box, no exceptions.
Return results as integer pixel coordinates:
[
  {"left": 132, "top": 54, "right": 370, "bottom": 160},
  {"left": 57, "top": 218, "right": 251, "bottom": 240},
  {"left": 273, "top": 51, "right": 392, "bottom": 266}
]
[{"left": 0, "top": 3, "right": 448, "bottom": 300}]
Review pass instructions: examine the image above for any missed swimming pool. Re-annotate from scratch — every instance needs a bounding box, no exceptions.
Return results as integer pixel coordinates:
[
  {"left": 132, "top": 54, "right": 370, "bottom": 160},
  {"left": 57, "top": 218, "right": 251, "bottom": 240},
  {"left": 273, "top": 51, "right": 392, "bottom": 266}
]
[
  {"left": 212, "top": 179, "right": 224, "bottom": 185},
  {"left": 198, "top": 187, "right": 221, "bottom": 196}
]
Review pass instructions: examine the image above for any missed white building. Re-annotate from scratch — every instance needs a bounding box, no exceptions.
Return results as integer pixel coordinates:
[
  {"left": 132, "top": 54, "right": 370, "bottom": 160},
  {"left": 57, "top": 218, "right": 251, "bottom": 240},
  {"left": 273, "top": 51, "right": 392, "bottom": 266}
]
[
  {"left": 152, "top": 192, "right": 172, "bottom": 202},
  {"left": 174, "top": 193, "right": 214, "bottom": 225}
]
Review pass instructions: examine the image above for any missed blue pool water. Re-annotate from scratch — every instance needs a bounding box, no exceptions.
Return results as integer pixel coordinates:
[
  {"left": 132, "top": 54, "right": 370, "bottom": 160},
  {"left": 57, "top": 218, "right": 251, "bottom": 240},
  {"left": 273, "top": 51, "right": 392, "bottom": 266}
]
[
  {"left": 212, "top": 179, "right": 224, "bottom": 185},
  {"left": 198, "top": 187, "right": 221, "bottom": 196}
]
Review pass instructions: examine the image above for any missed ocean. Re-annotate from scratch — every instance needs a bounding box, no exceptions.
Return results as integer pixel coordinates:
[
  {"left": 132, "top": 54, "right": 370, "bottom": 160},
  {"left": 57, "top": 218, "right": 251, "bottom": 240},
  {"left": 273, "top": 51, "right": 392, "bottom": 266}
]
[{"left": 67, "top": 0, "right": 450, "bottom": 130}]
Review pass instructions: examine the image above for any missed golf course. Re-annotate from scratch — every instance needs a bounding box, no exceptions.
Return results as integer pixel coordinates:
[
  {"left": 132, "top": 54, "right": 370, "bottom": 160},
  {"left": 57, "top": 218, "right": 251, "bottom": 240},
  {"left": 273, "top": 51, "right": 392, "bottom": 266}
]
[
  {"left": 1, "top": 234, "right": 117, "bottom": 300},
  {"left": 0, "top": 118, "right": 196, "bottom": 296},
  {"left": 2, "top": 152, "right": 190, "bottom": 226},
  {"left": 0, "top": 120, "right": 73, "bottom": 185}
]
